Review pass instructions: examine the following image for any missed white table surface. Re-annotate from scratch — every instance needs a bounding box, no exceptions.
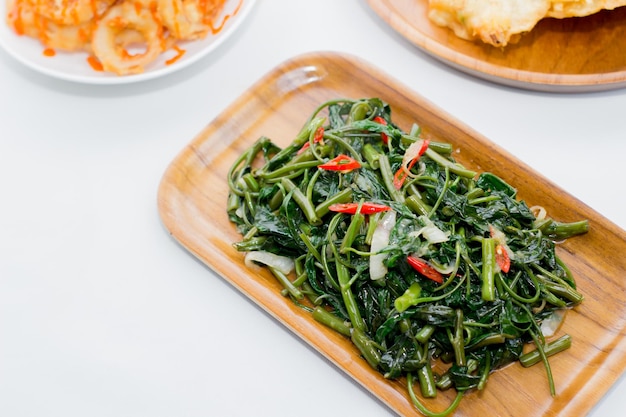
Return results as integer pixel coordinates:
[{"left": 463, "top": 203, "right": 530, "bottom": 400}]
[{"left": 1, "top": 1, "right": 625, "bottom": 416}]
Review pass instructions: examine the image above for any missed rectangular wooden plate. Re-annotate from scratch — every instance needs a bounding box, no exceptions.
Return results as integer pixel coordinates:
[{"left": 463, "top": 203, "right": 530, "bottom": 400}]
[{"left": 157, "top": 52, "right": 626, "bottom": 416}]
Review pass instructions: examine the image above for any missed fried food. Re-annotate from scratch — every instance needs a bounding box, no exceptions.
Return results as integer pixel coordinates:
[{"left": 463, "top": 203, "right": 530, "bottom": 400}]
[
  {"left": 6, "top": 0, "right": 99, "bottom": 51},
  {"left": 5, "top": 0, "right": 228, "bottom": 75},
  {"left": 428, "top": 0, "right": 626, "bottom": 47},
  {"left": 91, "top": 1, "right": 164, "bottom": 74},
  {"left": 32, "top": 0, "right": 116, "bottom": 26},
  {"left": 158, "top": 0, "right": 225, "bottom": 40}
]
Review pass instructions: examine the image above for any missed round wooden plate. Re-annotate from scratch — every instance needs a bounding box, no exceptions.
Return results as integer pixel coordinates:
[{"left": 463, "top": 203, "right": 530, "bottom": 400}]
[{"left": 368, "top": 0, "right": 626, "bottom": 92}]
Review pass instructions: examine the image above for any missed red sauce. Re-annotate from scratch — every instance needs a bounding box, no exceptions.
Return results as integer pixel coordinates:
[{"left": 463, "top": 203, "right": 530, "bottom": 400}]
[
  {"left": 209, "top": 0, "right": 242, "bottom": 35},
  {"left": 9, "top": 0, "right": 26, "bottom": 35},
  {"left": 89, "top": 0, "right": 98, "bottom": 19},
  {"left": 43, "top": 48, "right": 56, "bottom": 57},
  {"left": 87, "top": 55, "right": 104, "bottom": 71},
  {"left": 165, "top": 45, "right": 186, "bottom": 65}
]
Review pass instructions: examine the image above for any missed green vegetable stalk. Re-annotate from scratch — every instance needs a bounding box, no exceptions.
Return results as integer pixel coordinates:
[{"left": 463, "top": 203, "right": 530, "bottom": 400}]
[{"left": 481, "top": 237, "right": 496, "bottom": 301}]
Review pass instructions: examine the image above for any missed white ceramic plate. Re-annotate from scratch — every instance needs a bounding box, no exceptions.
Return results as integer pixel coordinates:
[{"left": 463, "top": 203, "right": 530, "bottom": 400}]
[{"left": 0, "top": 0, "right": 256, "bottom": 84}]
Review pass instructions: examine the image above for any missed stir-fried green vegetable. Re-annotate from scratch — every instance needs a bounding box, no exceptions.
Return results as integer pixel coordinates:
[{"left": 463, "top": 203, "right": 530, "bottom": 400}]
[{"left": 227, "top": 98, "right": 588, "bottom": 416}]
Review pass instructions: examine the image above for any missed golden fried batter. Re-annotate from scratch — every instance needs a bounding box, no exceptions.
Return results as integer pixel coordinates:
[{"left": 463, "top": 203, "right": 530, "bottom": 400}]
[{"left": 428, "top": 0, "right": 626, "bottom": 47}]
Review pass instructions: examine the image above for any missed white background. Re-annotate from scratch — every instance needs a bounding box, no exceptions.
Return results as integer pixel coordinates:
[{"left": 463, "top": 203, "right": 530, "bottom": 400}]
[{"left": 1, "top": 1, "right": 625, "bottom": 416}]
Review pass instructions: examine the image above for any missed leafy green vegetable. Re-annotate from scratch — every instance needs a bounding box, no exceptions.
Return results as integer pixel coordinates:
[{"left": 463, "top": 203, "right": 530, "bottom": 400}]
[{"left": 227, "top": 98, "right": 588, "bottom": 416}]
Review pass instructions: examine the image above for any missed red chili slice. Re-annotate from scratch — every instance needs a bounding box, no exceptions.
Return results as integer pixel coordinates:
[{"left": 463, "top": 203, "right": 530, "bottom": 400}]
[
  {"left": 489, "top": 224, "right": 511, "bottom": 273},
  {"left": 495, "top": 244, "right": 511, "bottom": 273},
  {"left": 328, "top": 202, "right": 392, "bottom": 215},
  {"left": 393, "top": 139, "right": 430, "bottom": 189},
  {"left": 318, "top": 154, "right": 361, "bottom": 172},
  {"left": 407, "top": 256, "right": 443, "bottom": 284},
  {"left": 297, "top": 126, "right": 325, "bottom": 154},
  {"left": 373, "top": 116, "right": 389, "bottom": 145},
  {"left": 393, "top": 168, "right": 410, "bottom": 190}
]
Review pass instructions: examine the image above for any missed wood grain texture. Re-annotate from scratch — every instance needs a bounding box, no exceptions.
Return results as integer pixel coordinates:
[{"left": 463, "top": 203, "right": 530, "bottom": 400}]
[
  {"left": 367, "top": 0, "right": 626, "bottom": 92},
  {"left": 157, "top": 52, "right": 626, "bottom": 416}
]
